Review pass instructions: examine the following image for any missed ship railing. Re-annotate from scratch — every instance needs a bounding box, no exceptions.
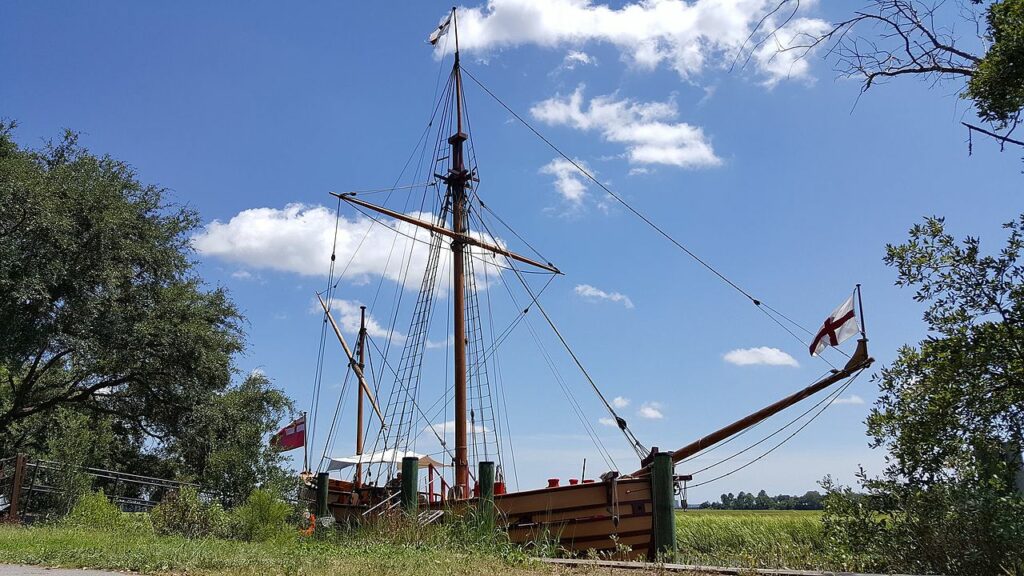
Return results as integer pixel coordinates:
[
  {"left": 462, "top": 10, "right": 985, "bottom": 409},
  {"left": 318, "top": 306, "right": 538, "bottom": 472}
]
[
  {"left": 362, "top": 490, "right": 400, "bottom": 517},
  {"left": 426, "top": 463, "right": 448, "bottom": 505}
]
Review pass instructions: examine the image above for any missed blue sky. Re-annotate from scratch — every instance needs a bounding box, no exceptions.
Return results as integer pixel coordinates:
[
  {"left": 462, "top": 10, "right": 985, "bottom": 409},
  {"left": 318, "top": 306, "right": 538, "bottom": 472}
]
[{"left": 4, "top": 0, "right": 1022, "bottom": 502}]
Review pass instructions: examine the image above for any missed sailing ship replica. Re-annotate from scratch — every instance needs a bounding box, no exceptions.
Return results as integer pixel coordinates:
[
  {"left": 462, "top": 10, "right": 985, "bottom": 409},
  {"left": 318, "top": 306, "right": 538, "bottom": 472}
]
[{"left": 297, "top": 9, "right": 873, "bottom": 560}]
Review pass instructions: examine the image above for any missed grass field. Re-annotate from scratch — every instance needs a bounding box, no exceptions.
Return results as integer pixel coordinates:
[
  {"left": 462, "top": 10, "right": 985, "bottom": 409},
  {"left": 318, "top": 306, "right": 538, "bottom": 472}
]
[
  {"left": 0, "top": 524, "right": 543, "bottom": 576},
  {"left": 675, "top": 510, "right": 831, "bottom": 570},
  {"left": 0, "top": 511, "right": 839, "bottom": 575}
]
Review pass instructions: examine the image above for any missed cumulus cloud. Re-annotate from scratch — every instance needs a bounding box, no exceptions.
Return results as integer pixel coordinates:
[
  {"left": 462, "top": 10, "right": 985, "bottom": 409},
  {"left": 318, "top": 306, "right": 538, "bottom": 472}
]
[
  {"left": 531, "top": 86, "right": 721, "bottom": 168},
  {"left": 193, "top": 203, "right": 504, "bottom": 291},
  {"left": 611, "top": 396, "right": 630, "bottom": 409},
  {"left": 638, "top": 401, "right": 664, "bottom": 419},
  {"left": 317, "top": 298, "right": 404, "bottom": 343},
  {"left": 723, "top": 346, "right": 799, "bottom": 367},
  {"left": 575, "top": 283, "right": 634, "bottom": 309},
  {"left": 833, "top": 394, "right": 865, "bottom": 406},
  {"left": 442, "top": 0, "right": 828, "bottom": 85},
  {"left": 540, "top": 158, "right": 590, "bottom": 206},
  {"left": 598, "top": 417, "right": 617, "bottom": 427}
]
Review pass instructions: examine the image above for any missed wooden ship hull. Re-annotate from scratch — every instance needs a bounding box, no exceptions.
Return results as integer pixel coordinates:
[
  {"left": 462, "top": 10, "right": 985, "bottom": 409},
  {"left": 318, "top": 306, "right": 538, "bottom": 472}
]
[
  {"left": 495, "top": 477, "right": 654, "bottom": 558},
  {"left": 313, "top": 475, "right": 655, "bottom": 559}
]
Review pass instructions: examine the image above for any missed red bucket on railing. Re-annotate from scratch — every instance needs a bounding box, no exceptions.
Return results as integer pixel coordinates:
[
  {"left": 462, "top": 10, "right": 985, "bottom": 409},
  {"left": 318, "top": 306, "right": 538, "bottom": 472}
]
[
  {"left": 547, "top": 478, "right": 560, "bottom": 488},
  {"left": 568, "top": 478, "right": 579, "bottom": 485},
  {"left": 494, "top": 481, "right": 506, "bottom": 495}
]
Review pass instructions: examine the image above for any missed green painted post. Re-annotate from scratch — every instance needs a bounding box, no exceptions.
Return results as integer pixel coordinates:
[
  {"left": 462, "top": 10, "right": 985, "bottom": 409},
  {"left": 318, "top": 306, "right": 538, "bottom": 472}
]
[
  {"left": 316, "top": 472, "right": 330, "bottom": 519},
  {"left": 401, "top": 456, "right": 419, "bottom": 515},
  {"left": 651, "top": 452, "right": 676, "bottom": 560},
  {"left": 478, "top": 461, "right": 495, "bottom": 528}
]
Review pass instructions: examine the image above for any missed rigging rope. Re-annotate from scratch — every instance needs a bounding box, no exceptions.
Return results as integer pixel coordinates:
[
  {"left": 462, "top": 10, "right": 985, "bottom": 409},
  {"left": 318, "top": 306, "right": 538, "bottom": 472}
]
[
  {"left": 472, "top": 207, "right": 648, "bottom": 461},
  {"left": 689, "top": 369, "right": 852, "bottom": 475},
  {"left": 461, "top": 66, "right": 845, "bottom": 369},
  {"left": 687, "top": 369, "right": 866, "bottom": 488}
]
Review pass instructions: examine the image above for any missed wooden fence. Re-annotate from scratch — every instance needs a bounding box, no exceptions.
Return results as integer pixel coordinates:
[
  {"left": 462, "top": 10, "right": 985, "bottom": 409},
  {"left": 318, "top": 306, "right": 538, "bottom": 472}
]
[{"left": 1, "top": 453, "right": 198, "bottom": 522}]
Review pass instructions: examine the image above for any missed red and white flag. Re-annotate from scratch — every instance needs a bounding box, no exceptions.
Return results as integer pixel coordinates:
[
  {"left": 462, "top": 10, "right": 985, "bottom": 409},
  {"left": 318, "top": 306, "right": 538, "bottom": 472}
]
[
  {"left": 270, "top": 414, "right": 306, "bottom": 452},
  {"left": 428, "top": 12, "right": 452, "bottom": 45},
  {"left": 809, "top": 294, "right": 860, "bottom": 356}
]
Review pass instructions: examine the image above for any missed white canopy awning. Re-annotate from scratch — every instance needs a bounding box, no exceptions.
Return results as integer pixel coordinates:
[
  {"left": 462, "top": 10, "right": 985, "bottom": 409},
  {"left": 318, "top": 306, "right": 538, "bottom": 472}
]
[{"left": 326, "top": 449, "right": 445, "bottom": 472}]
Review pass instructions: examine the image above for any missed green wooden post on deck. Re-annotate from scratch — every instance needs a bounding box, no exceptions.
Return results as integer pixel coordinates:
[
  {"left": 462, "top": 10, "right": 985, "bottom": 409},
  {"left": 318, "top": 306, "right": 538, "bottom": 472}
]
[
  {"left": 316, "top": 471, "right": 330, "bottom": 519},
  {"left": 401, "top": 456, "right": 419, "bottom": 514},
  {"left": 651, "top": 451, "right": 677, "bottom": 560},
  {"left": 478, "top": 461, "right": 495, "bottom": 528}
]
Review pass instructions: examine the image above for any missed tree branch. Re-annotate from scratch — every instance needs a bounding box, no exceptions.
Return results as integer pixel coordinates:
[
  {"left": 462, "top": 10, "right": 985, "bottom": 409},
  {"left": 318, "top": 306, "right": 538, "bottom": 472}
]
[{"left": 962, "top": 122, "right": 1024, "bottom": 149}]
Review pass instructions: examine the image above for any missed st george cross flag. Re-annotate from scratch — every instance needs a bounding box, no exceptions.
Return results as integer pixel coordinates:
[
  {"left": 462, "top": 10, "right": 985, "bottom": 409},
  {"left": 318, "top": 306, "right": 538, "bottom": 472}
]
[
  {"left": 270, "top": 415, "right": 306, "bottom": 452},
  {"left": 428, "top": 13, "right": 452, "bottom": 45},
  {"left": 809, "top": 294, "right": 860, "bottom": 356}
]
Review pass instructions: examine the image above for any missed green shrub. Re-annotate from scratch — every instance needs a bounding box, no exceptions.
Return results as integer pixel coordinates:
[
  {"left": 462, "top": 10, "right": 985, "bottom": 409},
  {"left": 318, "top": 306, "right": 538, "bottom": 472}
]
[
  {"left": 63, "top": 490, "right": 149, "bottom": 532},
  {"left": 151, "top": 486, "right": 228, "bottom": 538},
  {"left": 229, "top": 489, "right": 292, "bottom": 542}
]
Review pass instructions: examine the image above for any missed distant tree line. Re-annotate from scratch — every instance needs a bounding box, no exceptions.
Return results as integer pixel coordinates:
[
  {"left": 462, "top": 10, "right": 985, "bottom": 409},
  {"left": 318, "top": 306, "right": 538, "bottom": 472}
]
[{"left": 699, "top": 490, "right": 825, "bottom": 510}]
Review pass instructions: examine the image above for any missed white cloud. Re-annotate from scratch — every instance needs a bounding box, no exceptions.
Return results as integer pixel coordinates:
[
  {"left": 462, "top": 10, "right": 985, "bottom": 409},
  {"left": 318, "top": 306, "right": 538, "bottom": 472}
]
[
  {"left": 316, "top": 298, "right": 404, "bottom": 343},
  {"left": 575, "top": 283, "right": 634, "bottom": 309},
  {"left": 611, "top": 396, "right": 630, "bottom": 409},
  {"left": 531, "top": 86, "right": 721, "bottom": 168},
  {"left": 427, "top": 420, "right": 490, "bottom": 436},
  {"left": 425, "top": 335, "right": 454, "bottom": 350},
  {"left": 562, "top": 49, "right": 595, "bottom": 69},
  {"left": 540, "top": 158, "right": 590, "bottom": 206},
  {"left": 598, "top": 417, "right": 617, "bottom": 427},
  {"left": 231, "top": 270, "right": 255, "bottom": 280},
  {"left": 193, "top": 203, "right": 505, "bottom": 291},
  {"left": 833, "top": 394, "right": 865, "bottom": 406},
  {"left": 750, "top": 16, "right": 832, "bottom": 88},
  {"left": 638, "top": 401, "right": 664, "bottom": 419},
  {"left": 723, "top": 346, "right": 799, "bottom": 367},
  {"left": 443, "top": 0, "right": 828, "bottom": 85}
]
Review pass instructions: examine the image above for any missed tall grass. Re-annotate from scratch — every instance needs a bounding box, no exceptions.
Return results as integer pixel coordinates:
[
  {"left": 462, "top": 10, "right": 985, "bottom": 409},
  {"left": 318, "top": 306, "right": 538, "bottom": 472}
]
[
  {"left": 0, "top": 496, "right": 535, "bottom": 576},
  {"left": 0, "top": 523, "right": 537, "bottom": 576},
  {"left": 676, "top": 510, "right": 832, "bottom": 570}
]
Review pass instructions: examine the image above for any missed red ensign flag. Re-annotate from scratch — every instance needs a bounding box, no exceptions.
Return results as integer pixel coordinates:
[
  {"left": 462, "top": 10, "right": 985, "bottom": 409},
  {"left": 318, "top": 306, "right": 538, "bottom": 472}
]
[{"left": 270, "top": 414, "right": 306, "bottom": 452}]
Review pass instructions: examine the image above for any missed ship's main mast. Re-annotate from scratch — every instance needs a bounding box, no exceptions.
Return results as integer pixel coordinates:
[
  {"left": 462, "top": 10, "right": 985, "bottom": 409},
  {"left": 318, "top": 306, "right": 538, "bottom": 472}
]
[
  {"left": 332, "top": 8, "right": 559, "bottom": 496},
  {"left": 449, "top": 9, "right": 471, "bottom": 498}
]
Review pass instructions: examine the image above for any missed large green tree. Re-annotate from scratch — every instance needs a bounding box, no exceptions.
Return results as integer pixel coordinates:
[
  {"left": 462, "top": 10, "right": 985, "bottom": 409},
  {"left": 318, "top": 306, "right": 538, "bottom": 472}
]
[
  {"left": 1, "top": 122, "right": 300, "bottom": 506},
  {"left": 166, "top": 371, "right": 294, "bottom": 506},
  {"left": 0, "top": 121, "right": 243, "bottom": 450},
  {"left": 822, "top": 215, "right": 1024, "bottom": 575}
]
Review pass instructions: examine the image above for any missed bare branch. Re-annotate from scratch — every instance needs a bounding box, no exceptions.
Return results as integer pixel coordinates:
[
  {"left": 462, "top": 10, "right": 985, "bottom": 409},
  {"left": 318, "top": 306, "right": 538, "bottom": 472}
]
[
  {"left": 780, "top": 0, "right": 981, "bottom": 90},
  {"left": 962, "top": 122, "right": 1024, "bottom": 149}
]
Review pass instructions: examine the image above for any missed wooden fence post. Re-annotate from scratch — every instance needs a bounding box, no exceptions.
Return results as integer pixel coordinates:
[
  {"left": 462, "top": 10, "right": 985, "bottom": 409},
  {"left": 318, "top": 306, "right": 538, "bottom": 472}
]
[
  {"left": 400, "top": 456, "right": 418, "bottom": 515},
  {"left": 478, "top": 461, "right": 495, "bottom": 528},
  {"left": 316, "top": 472, "right": 330, "bottom": 519},
  {"left": 651, "top": 451, "right": 677, "bottom": 561},
  {"left": 6, "top": 454, "right": 26, "bottom": 523}
]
